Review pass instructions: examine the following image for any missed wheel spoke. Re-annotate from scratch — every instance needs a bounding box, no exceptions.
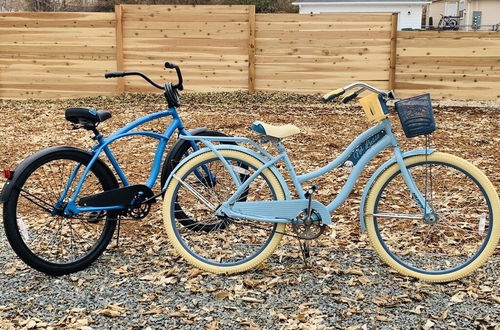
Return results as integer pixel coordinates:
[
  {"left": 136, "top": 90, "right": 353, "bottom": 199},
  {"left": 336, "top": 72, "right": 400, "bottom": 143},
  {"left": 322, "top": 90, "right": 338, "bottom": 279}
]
[{"left": 173, "top": 173, "right": 217, "bottom": 211}]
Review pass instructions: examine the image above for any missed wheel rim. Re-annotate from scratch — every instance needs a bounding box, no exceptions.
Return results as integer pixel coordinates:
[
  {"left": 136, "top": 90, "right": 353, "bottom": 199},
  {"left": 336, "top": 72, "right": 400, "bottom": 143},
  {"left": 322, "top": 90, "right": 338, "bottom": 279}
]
[
  {"left": 170, "top": 156, "right": 279, "bottom": 267},
  {"left": 13, "top": 157, "right": 113, "bottom": 266},
  {"left": 373, "top": 161, "right": 493, "bottom": 274}
]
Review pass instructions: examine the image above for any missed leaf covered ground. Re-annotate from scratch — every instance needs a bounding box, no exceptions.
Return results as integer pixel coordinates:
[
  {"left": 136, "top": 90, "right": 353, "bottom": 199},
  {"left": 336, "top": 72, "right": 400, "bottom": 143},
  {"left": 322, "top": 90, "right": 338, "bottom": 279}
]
[{"left": 0, "top": 92, "right": 498, "bottom": 329}]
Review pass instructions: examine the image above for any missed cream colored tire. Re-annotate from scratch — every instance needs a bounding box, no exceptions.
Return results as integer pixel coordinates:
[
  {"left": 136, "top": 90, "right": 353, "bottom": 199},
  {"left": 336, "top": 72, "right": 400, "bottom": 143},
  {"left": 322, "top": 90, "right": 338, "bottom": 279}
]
[
  {"left": 162, "top": 149, "right": 286, "bottom": 274},
  {"left": 365, "top": 152, "right": 499, "bottom": 282}
]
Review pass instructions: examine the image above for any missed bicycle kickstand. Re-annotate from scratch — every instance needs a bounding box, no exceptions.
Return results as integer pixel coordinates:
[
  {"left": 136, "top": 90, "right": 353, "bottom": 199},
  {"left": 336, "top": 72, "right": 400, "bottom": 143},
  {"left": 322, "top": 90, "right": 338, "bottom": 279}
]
[
  {"left": 115, "top": 217, "right": 122, "bottom": 248},
  {"left": 297, "top": 239, "right": 311, "bottom": 267}
]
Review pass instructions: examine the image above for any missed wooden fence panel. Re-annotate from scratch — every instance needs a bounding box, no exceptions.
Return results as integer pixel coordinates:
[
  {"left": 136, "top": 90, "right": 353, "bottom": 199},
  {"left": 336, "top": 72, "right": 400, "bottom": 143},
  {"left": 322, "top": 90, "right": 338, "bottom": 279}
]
[
  {"left": 255, "top": 13, "right": 393, "bottom": 94},
  {"left": 0, "top": 12, "right": 116, "bottom": 98},
  {"left": 121, "top": 5, "right": 250, "bottom": 93},
  {"left": 1, "top": 9, "right": 499, "bottom": 100},
  {"left": 396, "top": 31, "right": 500, "bottom": 100}
]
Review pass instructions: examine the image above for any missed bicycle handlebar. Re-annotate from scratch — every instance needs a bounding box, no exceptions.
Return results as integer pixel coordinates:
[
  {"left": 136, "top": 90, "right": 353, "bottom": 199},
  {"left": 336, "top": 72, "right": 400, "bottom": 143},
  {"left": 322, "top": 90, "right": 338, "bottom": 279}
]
[
  {"left": 104, "top": 61, "right": 184, "bottom": 91},
  {"left": 165, "top": 62, "right": 184, "bottom": 91},
  {"left": 105, "top": 71, "right": 164, "bottom": 89},
  {"left": 322, "top": 82, "right": 393, "bottom": 103}
]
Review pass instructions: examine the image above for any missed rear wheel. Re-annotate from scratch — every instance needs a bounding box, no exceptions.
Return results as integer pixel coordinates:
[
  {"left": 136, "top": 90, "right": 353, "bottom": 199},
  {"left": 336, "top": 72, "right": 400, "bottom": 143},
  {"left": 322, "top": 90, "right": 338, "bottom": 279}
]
[
  {"left": 161, "top": 130, "right": 247, "bottom": 232},
  {"left": 3, "top": 148, "right": 118, "bottom": 276},
  {"left": 365, "top": 152, "right": 499, "bottom": 282},
  {"left": 163, "top": 149, "right": 285, "bottom": 274}
]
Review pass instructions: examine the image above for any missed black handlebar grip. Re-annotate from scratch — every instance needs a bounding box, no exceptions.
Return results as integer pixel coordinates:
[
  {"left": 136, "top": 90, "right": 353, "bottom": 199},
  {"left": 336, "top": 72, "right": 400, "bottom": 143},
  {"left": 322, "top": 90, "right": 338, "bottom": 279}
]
[
  {"left": 105, "top": 72, "right": 125, "bottom": 79},
  {"left": 342, "top": 92, "right": 358, "bottom": 104},
  {"left": 164, "top": 62, "right": 177, "bottom": 69}
]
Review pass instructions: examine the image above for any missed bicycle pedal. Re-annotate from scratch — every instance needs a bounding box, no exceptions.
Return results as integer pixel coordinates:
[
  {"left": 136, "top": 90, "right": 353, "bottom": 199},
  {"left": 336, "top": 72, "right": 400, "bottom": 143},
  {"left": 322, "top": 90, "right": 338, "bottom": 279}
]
[
  {"left": 304, "top": 184, "right": 318, "bottom": 199},
  {"left": 87, "top": 211, "right": 105, "bottom": 223}
]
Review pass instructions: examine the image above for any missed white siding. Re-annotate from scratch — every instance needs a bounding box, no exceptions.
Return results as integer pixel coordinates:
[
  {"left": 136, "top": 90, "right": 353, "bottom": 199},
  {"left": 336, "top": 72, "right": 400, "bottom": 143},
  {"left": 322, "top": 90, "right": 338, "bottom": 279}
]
[{"left": 298, "top": 3, "right": 425, "bottom": 29}]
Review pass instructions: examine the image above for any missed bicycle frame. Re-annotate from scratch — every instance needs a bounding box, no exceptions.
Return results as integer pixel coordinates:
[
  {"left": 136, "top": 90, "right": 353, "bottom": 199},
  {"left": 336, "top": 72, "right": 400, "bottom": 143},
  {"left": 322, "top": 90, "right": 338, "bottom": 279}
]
[
  {"left": 182, "top": 117, "right": 435, "bottom": 224},
  {"left": 62, "top": 107, "right": 192, "bottom": 216}
]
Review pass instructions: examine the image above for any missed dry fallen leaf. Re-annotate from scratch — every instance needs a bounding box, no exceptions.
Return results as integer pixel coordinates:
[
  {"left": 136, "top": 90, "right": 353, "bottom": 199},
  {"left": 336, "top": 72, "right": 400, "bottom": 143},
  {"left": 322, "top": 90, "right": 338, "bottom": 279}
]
[
  {"left": 214, "top": 290, "right": 231, "bottom": 300},
  {"left": 241, "top": 297, "right": 265, "bottom": 303},
  {"left": 450, "top": 292, "right": 466, "bottom": 304},
  {"left": 423, "top": 319, "right": 435, "bottom": 329},
  {"left": 98, "top": 309, "right": 122, "bottom": 318}
]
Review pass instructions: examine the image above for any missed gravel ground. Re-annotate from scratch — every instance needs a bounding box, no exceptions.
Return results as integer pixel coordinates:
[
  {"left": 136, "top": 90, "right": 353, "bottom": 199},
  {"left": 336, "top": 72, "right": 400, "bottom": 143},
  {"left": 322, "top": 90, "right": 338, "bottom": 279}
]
[{"left": 0, "top": 92, "right": 498, "bottom": 329}]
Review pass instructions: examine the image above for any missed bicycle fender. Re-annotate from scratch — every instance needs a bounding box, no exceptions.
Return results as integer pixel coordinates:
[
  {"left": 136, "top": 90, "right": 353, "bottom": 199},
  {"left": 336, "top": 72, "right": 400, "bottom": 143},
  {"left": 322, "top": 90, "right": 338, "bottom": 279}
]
[
  {"left": 168, "top": 127, "right": 209, "bottom": 160},
  {"left": 160, "top": 127, "right": 209, "bottom": 187},
  {"left": 359, "top": 148, "right": 435, "bottom": 232},
  {"left": 164, "top": 144, "right": 292, "bottom": 200},
  {"left": 0, "top": 146, "right": 117, "bottom": 204}
]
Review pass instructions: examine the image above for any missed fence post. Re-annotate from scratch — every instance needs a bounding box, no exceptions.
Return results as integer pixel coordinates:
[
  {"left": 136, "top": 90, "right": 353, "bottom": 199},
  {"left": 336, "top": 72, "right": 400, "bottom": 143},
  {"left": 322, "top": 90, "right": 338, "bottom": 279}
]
[
  {"left": 115, "top": 4, "right": 125, "bottom": 94},
  {"left": 248, "top": 5, "right": 256, "bottom": 94},
  {"left": 389, "top": 13, "right": 398, "bottom": 91}
]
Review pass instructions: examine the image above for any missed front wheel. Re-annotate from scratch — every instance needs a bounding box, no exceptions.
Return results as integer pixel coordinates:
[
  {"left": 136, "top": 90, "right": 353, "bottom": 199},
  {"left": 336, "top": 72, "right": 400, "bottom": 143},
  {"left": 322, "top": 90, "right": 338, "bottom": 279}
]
[
  {"left": 365, "top": 152, "right": 499, "bottom": 282},
  {"left": 162, "top": 149, "right": 286, "bottom": 274},
  {"left": 3, "top": 148, "right": 119, "bottom": 276}
]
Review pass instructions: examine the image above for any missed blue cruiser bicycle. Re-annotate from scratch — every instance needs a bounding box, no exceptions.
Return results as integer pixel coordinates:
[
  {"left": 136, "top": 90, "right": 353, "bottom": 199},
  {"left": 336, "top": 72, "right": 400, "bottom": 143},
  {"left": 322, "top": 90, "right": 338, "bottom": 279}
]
[
  {"left": 1, "top": 62, "right": 228, "bottom": 276},
  {"left": 162, "top": 82, "right": 499, "bottom": 282}
]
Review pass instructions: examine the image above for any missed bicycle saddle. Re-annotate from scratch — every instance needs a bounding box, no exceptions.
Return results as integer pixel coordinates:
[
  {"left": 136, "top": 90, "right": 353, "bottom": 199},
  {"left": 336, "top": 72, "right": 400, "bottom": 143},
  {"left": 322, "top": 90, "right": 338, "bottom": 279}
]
[
  {"left": 65, "top": 107, "right": 111, "bottom": 128},
  {"left": 251, "top": 121, "right": 300, "bottom": 139}
]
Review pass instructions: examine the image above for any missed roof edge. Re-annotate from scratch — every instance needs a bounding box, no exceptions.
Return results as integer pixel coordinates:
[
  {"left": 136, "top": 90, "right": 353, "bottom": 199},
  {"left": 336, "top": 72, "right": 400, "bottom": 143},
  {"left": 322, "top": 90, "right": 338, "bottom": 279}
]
[{"left": 293, "top": 1, "right": 431, "bottom": 5}]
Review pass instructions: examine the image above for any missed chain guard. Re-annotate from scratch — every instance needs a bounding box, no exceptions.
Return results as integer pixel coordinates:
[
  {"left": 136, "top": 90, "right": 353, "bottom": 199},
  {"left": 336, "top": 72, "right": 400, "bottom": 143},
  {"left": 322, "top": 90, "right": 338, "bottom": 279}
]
[{"left": 292, "top": 209, "right": 326, "bottom": 240}]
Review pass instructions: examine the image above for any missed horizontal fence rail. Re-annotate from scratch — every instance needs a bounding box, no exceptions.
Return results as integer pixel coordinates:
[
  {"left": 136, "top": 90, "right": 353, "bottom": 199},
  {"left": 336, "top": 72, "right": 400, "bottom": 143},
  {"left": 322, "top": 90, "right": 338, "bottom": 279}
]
[{"left": 0, "top": 6, "right": 499, "bottom": 100}]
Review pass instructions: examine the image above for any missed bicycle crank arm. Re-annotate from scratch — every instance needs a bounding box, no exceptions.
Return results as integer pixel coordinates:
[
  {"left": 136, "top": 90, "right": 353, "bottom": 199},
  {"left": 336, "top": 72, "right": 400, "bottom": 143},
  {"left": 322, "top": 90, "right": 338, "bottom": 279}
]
[{"left": 217, "top": 199, "right": 332, "bottom": 225}]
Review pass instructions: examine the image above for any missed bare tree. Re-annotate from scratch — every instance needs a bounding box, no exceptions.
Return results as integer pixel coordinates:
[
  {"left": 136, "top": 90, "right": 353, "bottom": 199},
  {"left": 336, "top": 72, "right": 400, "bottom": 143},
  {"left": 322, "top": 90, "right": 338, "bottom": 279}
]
[
  {"left": 22, "top": 0, "right": 66, "bottom": 11},
  {"left": 6, "top": 0, "right": 297, "bottom": 12},
  {"left": 0, "top": 0, "right": 24, "bottom": 11}
]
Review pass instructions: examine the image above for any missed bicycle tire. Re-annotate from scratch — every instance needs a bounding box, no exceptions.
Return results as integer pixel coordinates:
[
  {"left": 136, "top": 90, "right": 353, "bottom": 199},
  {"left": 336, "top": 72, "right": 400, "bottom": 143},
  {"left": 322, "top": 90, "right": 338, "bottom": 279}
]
[
  {"left": 162, "top": 148, "right": 286, "bottom": 274},
  {"left": 3, "top": 147, "right": 119, "bottom": 276},
  {"left": 365, "top": 152, "right": 499, "bottom": 282}
]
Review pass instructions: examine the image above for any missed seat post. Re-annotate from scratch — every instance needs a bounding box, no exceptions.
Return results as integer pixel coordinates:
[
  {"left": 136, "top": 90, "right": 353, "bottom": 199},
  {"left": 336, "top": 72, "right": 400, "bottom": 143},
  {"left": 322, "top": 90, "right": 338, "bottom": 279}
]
[{"left": 90, "top": 127, "right": 103, "bottom": 141}]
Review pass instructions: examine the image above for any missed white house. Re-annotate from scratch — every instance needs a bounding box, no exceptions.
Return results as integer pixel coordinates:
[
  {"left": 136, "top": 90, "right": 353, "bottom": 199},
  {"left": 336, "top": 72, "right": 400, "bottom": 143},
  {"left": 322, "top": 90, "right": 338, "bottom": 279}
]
[{"left": 292, "top": 0, "right": 432, "bottom": 30}]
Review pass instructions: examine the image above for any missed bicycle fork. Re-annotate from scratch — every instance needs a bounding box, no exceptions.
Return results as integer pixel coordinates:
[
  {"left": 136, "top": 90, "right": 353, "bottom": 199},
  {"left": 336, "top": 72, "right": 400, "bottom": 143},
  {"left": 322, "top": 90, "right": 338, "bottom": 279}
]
[{"left": 377, "top": 146, "right": 437, "bottom": 222}]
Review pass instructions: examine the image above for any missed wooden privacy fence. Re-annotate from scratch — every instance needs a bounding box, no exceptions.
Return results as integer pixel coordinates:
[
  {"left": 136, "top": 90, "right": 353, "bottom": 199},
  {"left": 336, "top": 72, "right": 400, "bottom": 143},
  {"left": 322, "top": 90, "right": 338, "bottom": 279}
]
[
  {"left": 0, "top": 5, "right": 499, "bottom": 100},
  {"left": 0, "top": 12, "right": 116, "bottom": 98},
  {"left": 0, "top": 5, "right": 394, "bottom": 99},
  {"left": 396, "top": 31, "right": 500, "bottom": 100},
  {"left": 255, "top": 13, "right": 393, "bottom": 93}
]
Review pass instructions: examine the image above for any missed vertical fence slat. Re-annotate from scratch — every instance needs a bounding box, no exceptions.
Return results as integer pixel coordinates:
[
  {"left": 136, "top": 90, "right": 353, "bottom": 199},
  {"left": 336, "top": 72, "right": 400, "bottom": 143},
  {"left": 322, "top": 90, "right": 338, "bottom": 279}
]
[
  {"left": 115, "top": 4, "right": 124, "bottom": 94},
  {"left": 248, "top": 5, "right": 256, "bottom": 95},
  {"left": 389, "top": 13, "right": 398, "bottom": 91}
]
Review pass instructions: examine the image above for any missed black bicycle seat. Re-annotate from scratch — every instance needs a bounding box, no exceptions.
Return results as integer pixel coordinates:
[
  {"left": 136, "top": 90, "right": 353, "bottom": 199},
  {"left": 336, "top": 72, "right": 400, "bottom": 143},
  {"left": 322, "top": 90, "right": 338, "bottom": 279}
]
[{"left": 65, "top": 107, "right": 111, "bottom": 127}]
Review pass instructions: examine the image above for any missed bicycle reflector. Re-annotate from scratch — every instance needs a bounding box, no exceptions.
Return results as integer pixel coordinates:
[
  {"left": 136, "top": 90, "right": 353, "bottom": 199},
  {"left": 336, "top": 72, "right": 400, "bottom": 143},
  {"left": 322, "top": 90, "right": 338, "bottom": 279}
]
[{"left": 3, "top": 169, "right": 13, "bottom": 179}]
